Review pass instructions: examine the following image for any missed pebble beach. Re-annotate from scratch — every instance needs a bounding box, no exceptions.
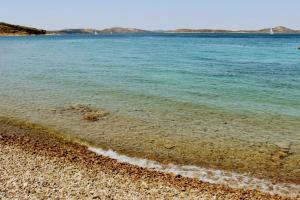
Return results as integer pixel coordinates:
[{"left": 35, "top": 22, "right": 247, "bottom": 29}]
[{"left": 0, "top": 120, "right": 294, "bottom": 200}]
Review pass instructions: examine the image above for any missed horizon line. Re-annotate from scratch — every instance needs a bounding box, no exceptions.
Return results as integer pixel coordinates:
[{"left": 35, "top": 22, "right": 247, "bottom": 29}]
[{"left": 2, "top": 22, "right": 299, "bottom": 32}]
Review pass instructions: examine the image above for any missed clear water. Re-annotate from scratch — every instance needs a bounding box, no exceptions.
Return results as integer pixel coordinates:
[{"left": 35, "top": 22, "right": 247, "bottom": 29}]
[
  {"left": 1, "top": 34, "right": 300, "bottom": 187},
  {"left": 1, "top": 34, "right": 300, "bottom": 116}
]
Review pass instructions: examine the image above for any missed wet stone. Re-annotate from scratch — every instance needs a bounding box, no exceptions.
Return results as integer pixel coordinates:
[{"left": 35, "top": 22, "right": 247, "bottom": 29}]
[
  {"left": 274, "top": 142, "right": 291, "bottom": 150},
  {"left": 164, "top": 144, "right": 176, "bottom": 149}
]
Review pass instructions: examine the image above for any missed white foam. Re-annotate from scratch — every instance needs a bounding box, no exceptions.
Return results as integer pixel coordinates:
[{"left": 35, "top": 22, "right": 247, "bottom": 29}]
[{"left": 88, "top": 146, "right": 300, "bottom": 198}]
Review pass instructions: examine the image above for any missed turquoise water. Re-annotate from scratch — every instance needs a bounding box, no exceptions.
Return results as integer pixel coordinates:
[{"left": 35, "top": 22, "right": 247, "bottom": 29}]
[
  {"left": 1, "top": 34, "right": 299, "bottom": 117},
  {"left": 0, "top": 34, "right": 300, "bottom": 186}
]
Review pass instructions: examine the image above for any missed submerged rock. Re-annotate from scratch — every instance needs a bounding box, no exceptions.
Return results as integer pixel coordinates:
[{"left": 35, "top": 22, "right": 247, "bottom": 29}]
[
  {"left": 274, "top": 142, "right": 291, "bottom": 151},
  {"left": 68, "top": 104, "right": 94, "bottom": 113},
  {"left": 82, "top": 111, "right": 109, "bottom": 122},
  {"left": 164, "top": 143, "right": 176, "bottom": 149},
  {"left": 60, "top": 104, "right": 109, "bottom": 122},
  {"left": 274, "top": 142, "right": 293, "bottom": 156},
  {"left": 270, "top": 150, "right": 289, "bottom": 162}
]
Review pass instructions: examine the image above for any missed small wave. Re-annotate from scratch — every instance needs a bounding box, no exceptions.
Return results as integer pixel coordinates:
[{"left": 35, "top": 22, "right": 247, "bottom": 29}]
[{"left": 89, "top": 146, "right": 300, "bottom": 198}]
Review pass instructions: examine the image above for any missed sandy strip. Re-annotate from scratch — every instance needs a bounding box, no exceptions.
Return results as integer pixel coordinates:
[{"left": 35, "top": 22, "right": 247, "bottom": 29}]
[{"left": 0, "top": 122, "right": 292, "bottom": 199}]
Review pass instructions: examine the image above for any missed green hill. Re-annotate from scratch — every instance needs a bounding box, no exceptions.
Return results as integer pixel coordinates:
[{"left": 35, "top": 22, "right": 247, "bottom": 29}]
[{"left": 0, "top": 22, "right": 46, "bottom": 36}]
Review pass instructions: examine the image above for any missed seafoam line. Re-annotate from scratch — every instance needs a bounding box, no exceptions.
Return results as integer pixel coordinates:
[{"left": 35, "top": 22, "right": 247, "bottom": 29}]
[{"left": 88, "top": 146, "right": 300, "bottom": 198}]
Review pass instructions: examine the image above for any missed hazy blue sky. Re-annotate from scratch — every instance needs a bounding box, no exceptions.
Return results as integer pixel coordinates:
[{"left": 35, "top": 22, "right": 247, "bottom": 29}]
[{"left": 1, "top": 0, "right": 300, "bottom": 30}]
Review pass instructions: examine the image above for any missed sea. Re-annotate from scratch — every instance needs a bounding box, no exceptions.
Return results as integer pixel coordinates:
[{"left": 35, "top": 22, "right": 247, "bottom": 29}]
[{"left": 0, "top": 33, "right": 300, "bottom": 197}]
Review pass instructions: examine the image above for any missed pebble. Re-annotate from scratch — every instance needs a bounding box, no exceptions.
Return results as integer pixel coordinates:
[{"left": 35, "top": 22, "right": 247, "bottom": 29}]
[{"left": 0, "top": 122, "right": 293, "bottom": 200}]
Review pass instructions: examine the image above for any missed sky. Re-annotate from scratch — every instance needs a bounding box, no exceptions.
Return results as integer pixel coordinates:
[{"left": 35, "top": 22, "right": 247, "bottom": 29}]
[{"left": 1, "top": 0, "right": 300, "bottom": 30}]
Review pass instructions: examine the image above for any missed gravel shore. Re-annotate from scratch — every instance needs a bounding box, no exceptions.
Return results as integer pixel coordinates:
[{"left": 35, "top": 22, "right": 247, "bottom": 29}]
[{"left": 0, "top": 121, "right": 293, "bottom": 199}]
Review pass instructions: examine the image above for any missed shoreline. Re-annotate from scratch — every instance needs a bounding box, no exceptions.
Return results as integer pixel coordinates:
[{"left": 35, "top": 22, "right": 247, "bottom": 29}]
[
  {"left": 0, "top": 119, "right": 297, "bottom": 199},
  {"left": 1, "top": 102, "right": 299, "bottom": 186}
]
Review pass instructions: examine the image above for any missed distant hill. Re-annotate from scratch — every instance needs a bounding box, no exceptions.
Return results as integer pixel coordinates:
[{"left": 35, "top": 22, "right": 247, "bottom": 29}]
[
  {"left": 0, "top": 22, "right": 46, "bottom": 36},
  {"left": 170, "top": 29, "right": 234, "bottom": 33},
  {"left": 50, "top": 27, "right": 150, "bottom": 35},
  {"left": 100, "top": 27, "right": 149, "bottom": 34},
  {"left": 169, "top": 26, "right": 300, "bottom": 34},
  {"left": 48, "top": 29, "right": 99, "bottom": 35},
  {"left": 257, "top": 26, "right": 299, "bottom": 34},
  {"left": 44, "top": 25, "right": 300, "bottom": 35}
]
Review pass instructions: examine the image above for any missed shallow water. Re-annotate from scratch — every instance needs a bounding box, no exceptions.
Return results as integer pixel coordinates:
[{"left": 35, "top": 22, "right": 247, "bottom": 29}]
[
  {"left": 0, "top": 34, "right": 300, "bottom": 187},
  {"left": 88, "top": 146, "right": 300, "bottom": 198}
]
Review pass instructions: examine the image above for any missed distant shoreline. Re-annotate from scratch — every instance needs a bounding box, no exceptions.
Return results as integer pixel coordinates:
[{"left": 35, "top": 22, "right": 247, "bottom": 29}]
[
  {"left": 2, "top": 32, "right": 300, "bottom": 38},
  {"left": 1, "top": 22, "right": 300, "bottom": 36}
]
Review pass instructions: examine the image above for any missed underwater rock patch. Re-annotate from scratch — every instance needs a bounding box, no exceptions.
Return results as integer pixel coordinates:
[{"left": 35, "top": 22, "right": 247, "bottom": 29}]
[
  {"left": 270, "top": 150, "right": 289, "bottom": 162},
  {"left": 82, "top": 111, "right": 109, "bottom": 122},
  {"left": 59, "top": 104, "right": 109, "bottom": 122}
]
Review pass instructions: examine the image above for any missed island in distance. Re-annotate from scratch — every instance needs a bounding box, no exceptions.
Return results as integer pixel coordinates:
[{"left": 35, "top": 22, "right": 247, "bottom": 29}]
[
  {"left": 48, "top": 27, "right": 150, "bottom": 35},
  {"left": 1, "top": 22, "right": 300, "bottom": 36},
  {"left": 49, "top": 25, "right": 300, "bottom": 35},
  {"left": 170, "top": 26, "right": 300, "bottom": 34}
]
